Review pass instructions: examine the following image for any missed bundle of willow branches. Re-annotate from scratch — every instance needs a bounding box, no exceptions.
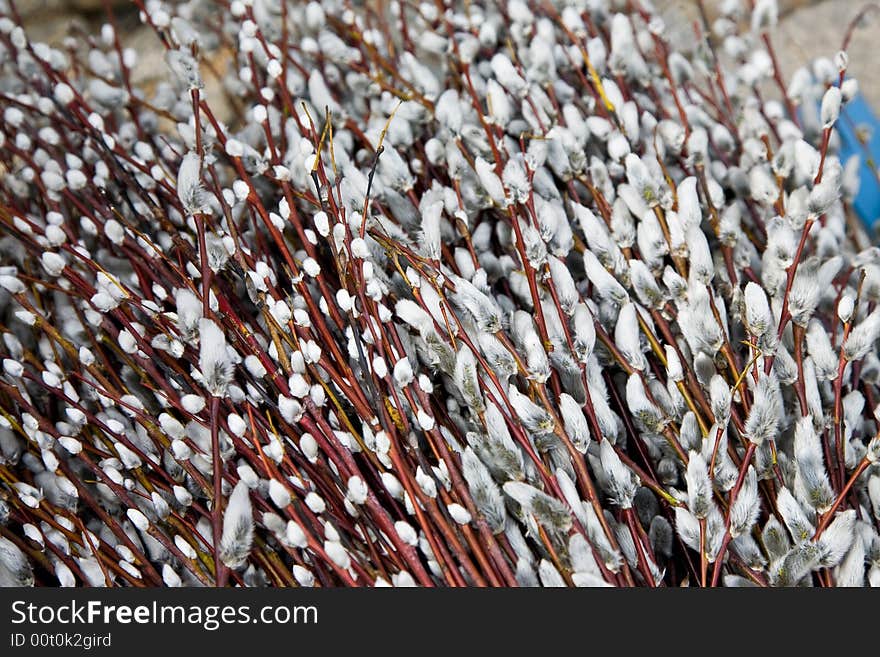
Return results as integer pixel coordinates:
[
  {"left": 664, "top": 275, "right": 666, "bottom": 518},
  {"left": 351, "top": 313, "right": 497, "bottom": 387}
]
[{"left": 1, "top": 0, "right": 879, "bottom": 587}]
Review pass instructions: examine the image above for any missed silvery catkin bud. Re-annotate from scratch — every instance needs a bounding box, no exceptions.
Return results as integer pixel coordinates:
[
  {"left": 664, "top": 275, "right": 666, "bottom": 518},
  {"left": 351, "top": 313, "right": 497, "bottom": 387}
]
[{"left": 820, "top": 86, "right": 842, "bottom": 129}]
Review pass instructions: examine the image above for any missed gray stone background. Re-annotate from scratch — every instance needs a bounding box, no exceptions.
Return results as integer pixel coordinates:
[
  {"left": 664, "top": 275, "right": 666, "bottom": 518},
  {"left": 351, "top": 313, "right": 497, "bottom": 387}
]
[
  {"left": 16, "top": 0, "right": 880, "bottom": 108},
  {"left": 659, "top": 0, "right": 880, "bottom": 107}
]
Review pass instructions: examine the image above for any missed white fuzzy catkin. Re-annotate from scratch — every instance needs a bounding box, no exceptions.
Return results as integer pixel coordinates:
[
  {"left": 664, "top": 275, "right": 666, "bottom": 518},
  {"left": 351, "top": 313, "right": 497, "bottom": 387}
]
[
  {"left": 219, "top": 481, "right": 254, "bottom": 568},
  {"left": 615, "top": 302, "right": 647, "bottom": 371},
  {"left": 559, "top": 393, "right": 591, "bottom": 453},
  {"left": 508, "top": 385, "right": 554, "bottom": 434},
  {"left": 599, "top": 440, "right": 639, "bottom": 509},
  {"left": 420, "top": 200, "right": 443, "bottom": 261},
  {"left": 844, "top": 309, "right": 880, "bottom": 361},
  {"left": 198, "top": 318, "right": 232, "bottom": 396},
  {"left": 744, "top": 376, "right": 782, "bottom": 445},
  {"left": 743, "top": 282, "right": 773, "bottom": 337},
  {"left": 176, "top": 151, "right": 204, "bottom": 215},
  {"left": 685, "top": 451, "right": 712, "bottom": 519},
  {"left": 503, "top": 481, "right": 572, "bottom": 532},
  {"left": 461, "top": 447, "right": 505, "bottom": 533},
  {"left": 0, "top": 537, "right": 33, "bottom": 586},
  {"left": 820, "top": 86, "right": 842, "bottom": 129},
  {"left": 474, "top": 157, "right": 506, "bottom": 205}
]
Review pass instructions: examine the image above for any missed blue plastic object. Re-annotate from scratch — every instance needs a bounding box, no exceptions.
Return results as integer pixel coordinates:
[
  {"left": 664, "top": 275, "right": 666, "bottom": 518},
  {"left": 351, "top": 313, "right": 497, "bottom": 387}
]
[{"left": 835, "top": 92, "right": 880, "bottom": 228}]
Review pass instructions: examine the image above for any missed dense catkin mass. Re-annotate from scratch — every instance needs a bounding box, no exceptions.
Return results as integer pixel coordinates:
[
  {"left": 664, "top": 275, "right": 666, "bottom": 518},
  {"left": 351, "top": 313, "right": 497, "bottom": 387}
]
[{"left": 1, "top": 0, "right": 880, "bottom": 588}]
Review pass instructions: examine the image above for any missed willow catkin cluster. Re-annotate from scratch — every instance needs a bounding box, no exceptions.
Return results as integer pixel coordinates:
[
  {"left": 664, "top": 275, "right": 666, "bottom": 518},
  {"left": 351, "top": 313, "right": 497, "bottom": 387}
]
[{"left": 0, "top": 0, "right": 879, "bottom": 588}]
